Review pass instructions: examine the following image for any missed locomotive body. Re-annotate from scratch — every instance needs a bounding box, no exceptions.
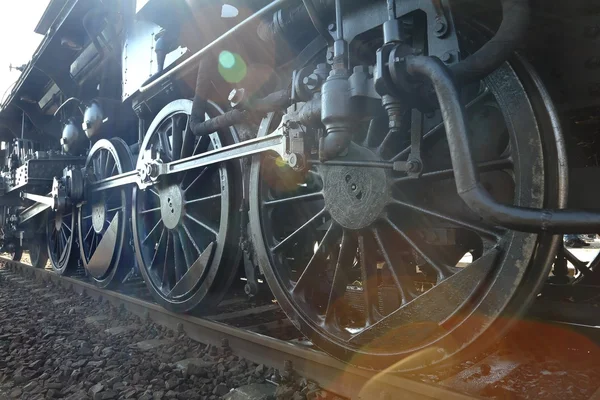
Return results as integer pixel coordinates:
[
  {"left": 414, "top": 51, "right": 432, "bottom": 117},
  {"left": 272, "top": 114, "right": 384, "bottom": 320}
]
[{"left": 0, "top": 0, "right": 598, "bottom": 371}]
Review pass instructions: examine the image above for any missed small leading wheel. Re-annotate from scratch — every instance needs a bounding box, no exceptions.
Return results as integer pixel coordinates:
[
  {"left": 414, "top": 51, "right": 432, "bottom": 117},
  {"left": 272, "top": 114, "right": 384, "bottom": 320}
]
[
  {"left": 9, "top": 245, "right": 22, "bottom": 262},
  {"left": 249, "top": 60, "right": 563, "bottom": 371},
  {"left": 29, "top": 237, "right": 49, "bottom": 269},
  {"left": 78, "top": 138, "right": 135, "bottom": 288},
  {"left": 132, "top": 99, "right": 242, "bottom": 314},
  {"left": 46, "top": 207, "right": 76, "bottom": 275}
]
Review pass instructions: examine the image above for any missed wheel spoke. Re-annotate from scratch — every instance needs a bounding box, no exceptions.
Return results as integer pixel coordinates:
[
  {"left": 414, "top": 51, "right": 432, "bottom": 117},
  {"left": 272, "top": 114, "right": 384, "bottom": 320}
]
[
  {"left": 61, "top": 222, "right": 72, "bottom": 234},
  {"left": 181, "top": 222, "right": 202, "bottom": 255},
  {"left": 393, "top": 158, "right": 513, "bottom": 185},
  {"left": 84, "top": 225, "right": 93, "bottom": 242},
  {"left": 142, "top": 219, "right": 164, "bottom": 244},
  {"left": 391, "top": 87, "right": 491, "bottom": 162},
  {"left": 358, "top": 233, "right": 380, "bottom": 326},
  {"left": 185, "top": 213, "right": 218, "bottom": 236},
  {"left": 389, "top": 198, "right": 502, "bottom": 239},
  {"left": 161, "top": 232, "right": 171, "bottom": 289},
  {"left": 185, "top": 193, "right": 222, "bottom": 205},
  {"left": 149, "top": 228, "right": 166, "bottom": 270},
  {"left": 385, "top": 216, "right": 456, "bottom": 282},
  {"left": 184, "top": 165, "right": 216, "bottom": 193},
  {"left": 263, "top": 191, "right": 324, "bottom": 208},
  {"left": 106, "top": 206, "right": 125, "bottom": 214},
  {"left": 177, "top": 228, "right": 195, "bottom": 270},
  {"left": 182, "top": 135, "right": 211, "bottom": 184},
  {"left": 372, "top": 226, "right": 417, "bottom": 304},
  {"left": 292, "top": 222, "right": 341, "bottom": 295},
  {"left": 171, "top": 115, "right": 186, "bottom": 161},
  {"left": 140, "top": 206, "right": 161, "bottom": 215},
  {"left": 271, "top": 208, "right": 328, "bottom": 253},
  {"left": 324, "top": 230, "right": 356, "bottom": 325},
  {"left": 172, "top": 233, "right": 184, "bottom": 282}
]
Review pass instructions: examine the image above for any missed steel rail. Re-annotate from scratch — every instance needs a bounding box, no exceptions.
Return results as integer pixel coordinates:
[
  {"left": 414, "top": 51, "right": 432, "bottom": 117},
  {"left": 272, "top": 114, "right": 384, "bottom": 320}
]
[{"left": 0, "top": 257, "right": 476, "bottom": 400}]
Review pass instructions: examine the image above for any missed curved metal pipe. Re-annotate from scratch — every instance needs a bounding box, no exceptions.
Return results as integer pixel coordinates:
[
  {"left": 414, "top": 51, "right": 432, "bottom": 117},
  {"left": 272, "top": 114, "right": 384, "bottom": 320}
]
[
  {"left": 405, "top": 55, "right": 599, "bottom": 233},
  {"left": 450, "top": 0, "right": 530, "bottom": 85},
  {"left": 302, "top": 0, "right": 334, "bottom": 45}
]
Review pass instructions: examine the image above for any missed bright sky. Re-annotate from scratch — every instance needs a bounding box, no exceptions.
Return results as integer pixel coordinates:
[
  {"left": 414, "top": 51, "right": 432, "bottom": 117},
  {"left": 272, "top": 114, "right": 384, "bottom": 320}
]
[{"left": 0, "top": 1, "right": 50, "bottom": 103}]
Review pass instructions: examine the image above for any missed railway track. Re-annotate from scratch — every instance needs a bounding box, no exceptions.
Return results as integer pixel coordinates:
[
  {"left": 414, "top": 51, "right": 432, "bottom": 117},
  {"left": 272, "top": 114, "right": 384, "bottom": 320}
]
[{"left": 2, "top": 256, "right": 600, "bottom": 400}]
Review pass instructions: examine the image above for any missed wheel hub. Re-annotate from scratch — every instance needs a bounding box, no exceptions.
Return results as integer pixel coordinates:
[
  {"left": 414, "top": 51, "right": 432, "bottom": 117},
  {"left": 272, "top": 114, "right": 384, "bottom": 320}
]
[
  {"left": 160, "top": 185, "right": 185, "bottom": 230},
  {"left": 92, "top": 202, "right": 106, "bottom": 233},
  {"left": 321, "top": 143, "right": 390, "bottom": 230}
]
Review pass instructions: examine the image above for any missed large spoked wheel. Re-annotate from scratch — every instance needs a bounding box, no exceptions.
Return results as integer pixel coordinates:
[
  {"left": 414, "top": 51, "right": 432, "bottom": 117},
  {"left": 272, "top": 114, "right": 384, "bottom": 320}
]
[
  {"left": 46, "top": 207, "right": 77, "bottom": 275},
  {"left": 132, "top": 99, "right": 242, "bottom": 314},
  {"left": 250, "top": 59, "right": 564, "bottom": 371},
  {"left": 78, "top": 138, "right": 135, "bottom": 288}
]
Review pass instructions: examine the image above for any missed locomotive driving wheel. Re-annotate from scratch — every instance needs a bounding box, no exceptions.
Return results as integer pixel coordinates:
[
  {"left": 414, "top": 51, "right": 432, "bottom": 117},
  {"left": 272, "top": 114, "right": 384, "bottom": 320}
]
[
  {"left": 46, "top": 207, "right": 77, "bottom": 275},
  {"left": 132, "top": 99, "right": 242, "bottom": 314},
  {"left": 250, "top": 59, "right": 564, "bottom": 371},
  {"left": 78, "top": 138, "right": 135, "bottom": 288}
]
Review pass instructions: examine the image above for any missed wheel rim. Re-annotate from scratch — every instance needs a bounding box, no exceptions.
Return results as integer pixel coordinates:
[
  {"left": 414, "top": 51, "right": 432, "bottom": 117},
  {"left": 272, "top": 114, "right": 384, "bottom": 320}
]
[
  {"left": 78, "top": 138, "right": 134, "bottom": 288},
  {"left": 46, "top": 208, "right": 75, "bottom": 274},
  {"left": 250, "top": 61, "right": 559, "bottom": 370},
  {"left": 132, "top": 99, "right": 242, "bottom": 313}
]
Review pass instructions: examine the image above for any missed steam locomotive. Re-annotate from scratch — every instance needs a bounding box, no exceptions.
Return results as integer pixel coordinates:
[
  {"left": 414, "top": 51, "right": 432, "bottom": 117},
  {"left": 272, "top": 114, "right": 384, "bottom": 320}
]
[{"left": 0, "top": 0, "right": 598, "bottom": 371}]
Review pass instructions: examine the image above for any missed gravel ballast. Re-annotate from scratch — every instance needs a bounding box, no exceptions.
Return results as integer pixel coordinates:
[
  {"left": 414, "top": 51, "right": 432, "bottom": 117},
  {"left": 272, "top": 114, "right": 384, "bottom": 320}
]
[{"left": 0, "top": 269, "right": 327, "bottom": 400}]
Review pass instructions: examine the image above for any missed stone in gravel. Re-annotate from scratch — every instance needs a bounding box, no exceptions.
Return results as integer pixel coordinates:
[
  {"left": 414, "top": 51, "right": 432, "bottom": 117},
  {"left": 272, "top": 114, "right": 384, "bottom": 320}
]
[
  {"left": 89, "top": 382, "right": 104, "bottom": 397},
  {"left": 101, "top": 390, "right": 117, "bottom": 399},
  {"left": 72, "top": 359, "right": 87, "bottom": 368},
  {"left": 174, "top": 358, "right": 214, "bottom": 376},
  {"left": 10, "top": 388, "right": 22, "bottom": 398},
  {"left": 88, "top": 360, "right": 105, "bottom": 368},
  {"left": 274, "top": 385, "right": 295, "bottom": 400},
  {"left": 135, "top": 338, "right": 171, "bottom": 351},
  {"left": 23, "top": 381, "right": 38, "bottom": 392},
  {"left": 224, "top": 383, "right": 276, "bottom": 400},
  {"left": 46, "top": 388, "right": 57, "bottom": 398},
  {"left": 153, "top": 390, "right": 165, "bottom": 399},
  {"left": 29, "top": 359, "right": 42, "bottom": 369},
  {"left": 164, "top": 376, "right": 181, "bottom": 390},
  {"left": 122, "top": 389, "right": 137, "bottom": 398},
  {"left": 105, "top": 325, "right": 139, "bottom": 335},
  {"left": 214, "top": 383, "right": 230, "bottom": 396},
  {"left": 46, "top": 382, "right": 63, "bottom": 390},
  {"left": 85, "top": 315, "right": 110, "bottom": 325},
  {"left": 254, "top": 364, "right": 265, "bottom": 376}
]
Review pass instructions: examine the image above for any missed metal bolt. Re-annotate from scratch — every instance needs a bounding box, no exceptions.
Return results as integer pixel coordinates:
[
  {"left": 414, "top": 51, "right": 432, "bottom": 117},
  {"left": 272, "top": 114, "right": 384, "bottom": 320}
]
[
  {"left": 441, "top": 52, "right": 453, "bottom": 64},
  {"left": 221, "top": 338, "right": 229, "bottom": 348},
  {"left": 328, "top": 23, "right": 336, "bottom": 32},
  {"left": 228, "top": 88, "right": 245, "bottom": 108},
  {"left": 287, "top": 153, "right": 299, "bottom": 168},
  {"left": 407, "top": 160, "right": 422, "bottom": 173},
  {"left": 303, "top": 74, "right": 321, "bottom": 91},
  {"left": 434, "top": 21, "right": 446, "bottom": 34}
]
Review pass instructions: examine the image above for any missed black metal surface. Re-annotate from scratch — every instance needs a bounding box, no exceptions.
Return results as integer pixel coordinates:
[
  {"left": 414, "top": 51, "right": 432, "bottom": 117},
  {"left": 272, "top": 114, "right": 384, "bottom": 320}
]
[
  {"left": 46, "top": 206, "right": 76, "bottom": 275},
  {"left": 249, "top": 57, "right": 557, "bottom": 371},
  {"left": 132, "top": 99, "right": 243, "bottom": 314},
  {"left": 404, "top": 55, "right": 600, "bottom": 233},
  {"left": 77, "top": 138, "right": 135, "bottom": 289}
]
